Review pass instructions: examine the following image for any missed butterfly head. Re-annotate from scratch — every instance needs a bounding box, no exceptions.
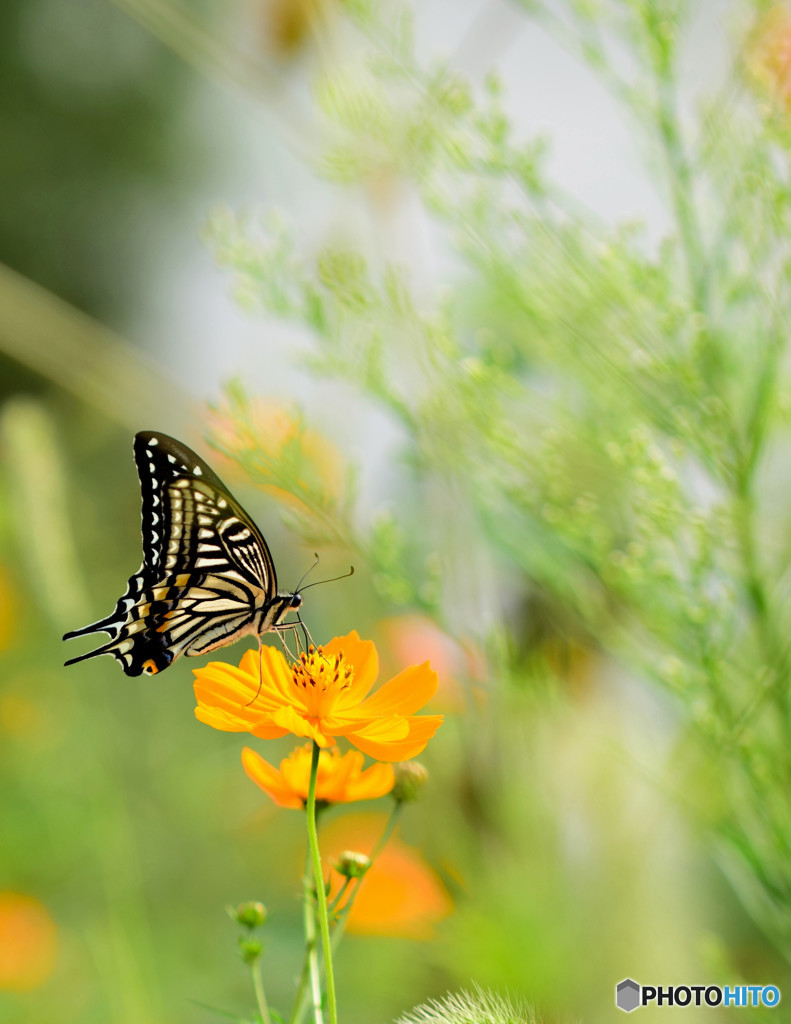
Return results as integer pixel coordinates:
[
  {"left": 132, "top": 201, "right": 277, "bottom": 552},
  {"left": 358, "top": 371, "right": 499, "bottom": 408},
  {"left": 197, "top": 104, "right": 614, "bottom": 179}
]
[{"left": 258, "top": 591, "right": 304, "bottom": 636}]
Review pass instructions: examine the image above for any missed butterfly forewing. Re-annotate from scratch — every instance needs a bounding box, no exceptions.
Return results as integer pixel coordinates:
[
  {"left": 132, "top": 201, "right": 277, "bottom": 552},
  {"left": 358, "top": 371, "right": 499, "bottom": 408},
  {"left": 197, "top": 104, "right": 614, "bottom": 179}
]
[{"left": 63, "top": 431, "right": 297, "bottom": 677}]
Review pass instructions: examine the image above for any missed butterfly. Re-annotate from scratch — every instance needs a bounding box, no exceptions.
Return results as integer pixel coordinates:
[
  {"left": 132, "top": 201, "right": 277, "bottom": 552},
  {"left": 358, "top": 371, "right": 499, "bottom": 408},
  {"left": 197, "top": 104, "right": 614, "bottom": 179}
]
[{"left": 63, "top": 431, "right": 303, "bottom": 677}]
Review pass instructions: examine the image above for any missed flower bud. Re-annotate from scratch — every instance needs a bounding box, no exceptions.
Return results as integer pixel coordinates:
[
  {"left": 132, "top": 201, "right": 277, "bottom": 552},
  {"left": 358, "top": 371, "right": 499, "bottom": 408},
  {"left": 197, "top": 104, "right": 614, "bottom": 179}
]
[
  {"left": 334, "top": 850, "right": 371, "bottom": 879},
  {"left": 392, "top": 761, "right": 428, "bottom": 803},
  {"left": 238, "top": 938, "right": 263, "bottom": 965},
  {"left": 232, "top": 901, "right": 268, "bottom": 930}
]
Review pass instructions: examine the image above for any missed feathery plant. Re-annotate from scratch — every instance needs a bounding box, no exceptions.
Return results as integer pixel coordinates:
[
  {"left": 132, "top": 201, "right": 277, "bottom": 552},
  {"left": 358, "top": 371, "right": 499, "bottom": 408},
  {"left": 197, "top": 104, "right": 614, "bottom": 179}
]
[
  {"left": 205, "top": 0, "right": 791, "bottom": 965},
  {"left": 396, "top": 986, "right": 544, "bottom": 1024}
]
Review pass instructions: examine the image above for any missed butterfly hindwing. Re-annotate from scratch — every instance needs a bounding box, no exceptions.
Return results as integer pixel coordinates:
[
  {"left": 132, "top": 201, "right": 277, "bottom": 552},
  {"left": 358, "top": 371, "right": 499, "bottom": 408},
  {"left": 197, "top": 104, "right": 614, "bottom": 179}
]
[{"left": 63, "top": 431, "right": 299, "bottom": 677}]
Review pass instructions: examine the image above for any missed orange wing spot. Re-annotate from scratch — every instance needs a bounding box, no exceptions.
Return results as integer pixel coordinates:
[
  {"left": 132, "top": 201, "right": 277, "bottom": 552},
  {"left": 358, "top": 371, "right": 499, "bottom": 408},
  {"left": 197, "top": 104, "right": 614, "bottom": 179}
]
[
  {"left": 156, "top": 609, "right": 178, "bottom": 633},
  {"left": 142, "top": 659, "right": 159, "bottom": 675}
]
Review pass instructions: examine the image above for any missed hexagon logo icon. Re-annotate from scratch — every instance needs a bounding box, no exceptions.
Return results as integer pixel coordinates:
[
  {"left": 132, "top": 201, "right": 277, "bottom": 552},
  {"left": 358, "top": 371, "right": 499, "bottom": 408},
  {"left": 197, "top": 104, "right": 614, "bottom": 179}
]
[{"left": 616, "top": 978, "right": 640, "bottom": 1013}]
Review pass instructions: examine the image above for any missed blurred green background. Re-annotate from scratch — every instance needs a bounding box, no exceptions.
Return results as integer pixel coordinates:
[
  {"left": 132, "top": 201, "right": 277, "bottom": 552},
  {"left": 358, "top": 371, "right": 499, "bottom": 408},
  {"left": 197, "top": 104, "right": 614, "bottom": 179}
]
[{"left": 4, "top": 0, "right": 791, "bottom": 1022}]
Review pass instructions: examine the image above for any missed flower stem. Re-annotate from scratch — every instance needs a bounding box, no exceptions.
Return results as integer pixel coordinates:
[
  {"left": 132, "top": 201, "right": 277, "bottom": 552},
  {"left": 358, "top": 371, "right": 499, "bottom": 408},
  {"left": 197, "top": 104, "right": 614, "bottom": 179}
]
[
  {"left": 306, "top": 741, "right": 338, "bottom": 1024},
  {"left": 293, "top": 800, "right": 403, "bottom": 1024},
  {"left": 328, "top": 879, "right": 352, "bottom": 916},
  {"left": 290, "top": 849, "right": 323, "bottom": 1024},
  {"left": 250, "top": 960, "right": 272, "bottom": 1024}
]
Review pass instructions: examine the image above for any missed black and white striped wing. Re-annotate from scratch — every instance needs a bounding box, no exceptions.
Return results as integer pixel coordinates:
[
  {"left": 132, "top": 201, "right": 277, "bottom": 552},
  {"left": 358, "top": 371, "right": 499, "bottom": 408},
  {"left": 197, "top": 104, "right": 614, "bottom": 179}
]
[{"left": 63, "top": 431, "right": 287, "bottom": 677}]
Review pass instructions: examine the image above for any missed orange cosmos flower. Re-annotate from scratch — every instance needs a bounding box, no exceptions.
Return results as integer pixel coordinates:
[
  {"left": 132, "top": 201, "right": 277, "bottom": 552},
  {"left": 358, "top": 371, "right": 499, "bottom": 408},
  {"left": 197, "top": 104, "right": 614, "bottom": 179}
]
[
  {"left": 0, "top": 892, "right": 58, "bottom": 991},
  {"left": 208, "top": 395, "right": 344, "bottom": 512},
  {"left": 323, "top": 814, "right": 452, "bottom": 940},
  {"left": 194, "top": 631, "right": 443, "bottom": 761},
  {"left": 242, "top": 743, "right": 395, "bottom": 808},
  {"left": 379, "top": 613, "right": 489, "bottom": 712},
  {"left": 344, "top": 844, "right": 452, "bottom": 939}
]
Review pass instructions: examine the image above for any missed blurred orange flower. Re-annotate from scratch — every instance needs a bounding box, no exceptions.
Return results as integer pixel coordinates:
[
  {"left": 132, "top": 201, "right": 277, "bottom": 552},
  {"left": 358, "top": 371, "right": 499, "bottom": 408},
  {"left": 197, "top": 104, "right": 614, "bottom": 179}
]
[
  {"left": 242, "top": 743, "right": 395, "bottom": 808},
  {"left": 262, "top": 0, "right": 329, "bottom": 56},
  {"left": 0, "top": 564, "right": 20, "bottom": 652},
  {"left": 209, "top": 396, "right": 343, "bottom": 512},
  {"left": 323, "top": 815, "right": 452, "bottom": 940},
  {"left": 195, "top": 631, "right": 443, "bottom": 760},
  {"left": 0, "top": 892, "right": 57, "bottom": 991},
  {"left": 379, "top": 613, "right": 486, "bottom": 712},
  {"left": 748, "top": 6, "right": 791, "bottom": 110}
]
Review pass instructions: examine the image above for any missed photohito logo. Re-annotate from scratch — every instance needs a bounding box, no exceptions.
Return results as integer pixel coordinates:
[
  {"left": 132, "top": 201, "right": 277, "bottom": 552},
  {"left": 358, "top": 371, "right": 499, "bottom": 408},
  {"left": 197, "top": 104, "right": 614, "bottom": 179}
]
[{"left": 615, "top": 979, "right": 781, "bottom": 1012}]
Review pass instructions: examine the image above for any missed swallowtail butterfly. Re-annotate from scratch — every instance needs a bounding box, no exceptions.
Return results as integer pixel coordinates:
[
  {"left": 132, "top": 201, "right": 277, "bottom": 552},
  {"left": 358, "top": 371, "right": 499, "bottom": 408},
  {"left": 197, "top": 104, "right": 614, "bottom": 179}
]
[{"left": 63, "top": 431, "right": 303, "bottom": 676}]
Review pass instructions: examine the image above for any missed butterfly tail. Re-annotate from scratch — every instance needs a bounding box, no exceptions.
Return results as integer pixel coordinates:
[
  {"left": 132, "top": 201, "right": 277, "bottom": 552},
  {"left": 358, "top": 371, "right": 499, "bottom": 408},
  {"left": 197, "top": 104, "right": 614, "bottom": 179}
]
[
  {"left": 64, "top": 628, "right": 174, "bottom": 677},
  {"left": 63, "top": 638, "right": 118, "bottom": 667},
  {"left": 63, "top": 616, "right": 122, "bottom": 642}
]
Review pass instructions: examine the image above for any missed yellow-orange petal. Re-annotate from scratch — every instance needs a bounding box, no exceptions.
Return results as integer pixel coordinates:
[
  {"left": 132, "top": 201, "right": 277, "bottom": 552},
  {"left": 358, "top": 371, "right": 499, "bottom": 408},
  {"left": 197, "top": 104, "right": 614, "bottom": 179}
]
[
  {"left": 341, "top": 761, "right": 396, "bottom": 802},
  {"left": 324, "top": 631, "right": 379, "bottom": 706},
  {"left": 336, "top": 714, "right": 411, "bottom": 743},
  {"left": 242, "top": 744, "right": 395, "bottom": 807},
  {"left": 193, "top": 663, "right": 281, "bottom": 723},
  {"left": 270, "top": 704, "right": 334, "bottom": 746},
  {"left": 195, "top": 646, "right": 294, "bottom": 709},
  {"left": 250, "top": 643, "right": 299, "bottom": 703},
  {"left": 193, "top": 647, "right": 307, "bottom": 734},
  {"left": 352, "top": 662, "right": 438, "bottom": 719},
  {"left": 195, "top": 706, "right": 269, "bottom": 734},
  {"left": 347, "top": 714, "right": 443, "bottom": 761},
  {"left": 317, "top": 749, "right": 363, "bottom": 800},
  {"left": 242, "top": 747, "right": 303, "bottom": 808},
  {"left": 249, "top": 720, "right": 291, "bottom": 740}
]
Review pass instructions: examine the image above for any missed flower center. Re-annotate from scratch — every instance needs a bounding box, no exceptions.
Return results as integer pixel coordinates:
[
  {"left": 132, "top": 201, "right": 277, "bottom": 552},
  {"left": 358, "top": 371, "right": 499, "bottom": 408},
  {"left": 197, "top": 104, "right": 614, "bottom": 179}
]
[{"left": 291, "top": 646, "right": 354, "bottom": 718}]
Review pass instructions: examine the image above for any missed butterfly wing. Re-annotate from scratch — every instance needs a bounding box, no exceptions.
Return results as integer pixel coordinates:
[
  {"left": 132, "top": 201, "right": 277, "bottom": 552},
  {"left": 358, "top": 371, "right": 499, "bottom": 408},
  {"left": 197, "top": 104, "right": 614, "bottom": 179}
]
[
  {"left": 63, "top": 431, "right": 292, "bottom": 677},
  {"left": 133, "top": 431, "right": 278, "bottom": 589}
]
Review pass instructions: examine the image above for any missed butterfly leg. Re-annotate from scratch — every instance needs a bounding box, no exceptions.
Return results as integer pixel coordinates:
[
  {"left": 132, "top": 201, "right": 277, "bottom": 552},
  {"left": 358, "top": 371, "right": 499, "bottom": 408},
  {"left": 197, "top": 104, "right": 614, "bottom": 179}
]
[
  {"left": 245, "top": 635, "right": 266, "bottom": 708},
  {"left": 291, "top": 614, "right": 314, "bottom": 655},
  {"left": 274, "top": 615, "right": 313, "bottom": 657},
  {"left": 273, "top": 623, "right": 300, "bottom": 663}
]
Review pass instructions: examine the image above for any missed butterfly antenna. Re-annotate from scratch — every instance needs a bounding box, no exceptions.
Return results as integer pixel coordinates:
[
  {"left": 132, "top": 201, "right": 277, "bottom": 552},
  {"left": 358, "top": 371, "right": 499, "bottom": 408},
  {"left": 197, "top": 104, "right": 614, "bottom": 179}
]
[
  {"left": 293, "top": 553, "right": 321, "bottom": 595},
  {"left": 297, "top": 565, "right": 355, "bottom": 593}
]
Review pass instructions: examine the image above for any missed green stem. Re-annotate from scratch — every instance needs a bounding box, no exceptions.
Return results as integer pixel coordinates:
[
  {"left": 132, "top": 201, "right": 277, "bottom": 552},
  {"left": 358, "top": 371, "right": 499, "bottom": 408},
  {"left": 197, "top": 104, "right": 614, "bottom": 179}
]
[
  {"left": 306, "top": 742, "right": 338, "bottom": 1024},
  {"left": 734, "top": 481, "right": 791, "bottom": 737},
  {"left": 328, "top": 879, "right": 352, "bottom": 917},
  {"left": 656, "top": 77, "right": 708, "bottom": 317},
  {"left": 250, "top": 961, "right": 272, "bottom": 1024},
  {"left": 640, "top": 4, "right": 709, "bottom": 322},
  {"left": 743, "top": 328, "right": 783, "bottom": 481},
  {"left": 290, "top": 849, "right": 323, "bottom": 1024},
  {"left": 293, "top": 801, "right": 403, "bottom": 1024}
]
